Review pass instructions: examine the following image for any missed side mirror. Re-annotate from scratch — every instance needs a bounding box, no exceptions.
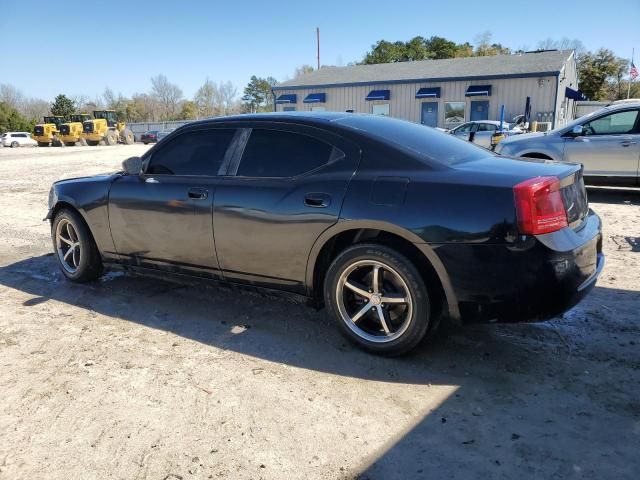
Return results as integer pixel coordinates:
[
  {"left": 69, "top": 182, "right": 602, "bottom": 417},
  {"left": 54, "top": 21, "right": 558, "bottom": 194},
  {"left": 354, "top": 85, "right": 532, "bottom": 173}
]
[
  {"left": 122, "top": 156, "right": 142, "bottom": 175},
  {"left": 570, "top": 125, "right": 584, "bottom": 137}
]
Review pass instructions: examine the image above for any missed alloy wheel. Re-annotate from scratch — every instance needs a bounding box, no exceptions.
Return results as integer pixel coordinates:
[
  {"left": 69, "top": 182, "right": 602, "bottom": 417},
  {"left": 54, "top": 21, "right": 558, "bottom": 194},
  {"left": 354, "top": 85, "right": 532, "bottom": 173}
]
[
  {"left": 55, "top": 219, "right": 81, "bottom": 273},
  {"left": 336, "top": 260, "right": 413, "bottom": 343}
]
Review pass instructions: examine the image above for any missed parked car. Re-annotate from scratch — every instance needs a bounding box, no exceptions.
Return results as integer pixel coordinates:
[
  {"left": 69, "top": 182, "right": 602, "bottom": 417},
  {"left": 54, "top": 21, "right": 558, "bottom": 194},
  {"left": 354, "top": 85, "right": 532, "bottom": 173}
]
[
  {"left": 46, "top": 113, "right": 603, "bottom": 356},
  {"left": 1, "top": 132, "right": 37, "bottom": 148},
  {"left": 449, "top": 120, "right": 522, "bottom": 149},
  {"left": 140, "top": 130, "right": 158, "bottom": 144},
  {"left": 495, "top": 102, "right": 640, "bottom": 186},
  {"left": 156, "top": 129, "right": 175, "bottom": 142}
]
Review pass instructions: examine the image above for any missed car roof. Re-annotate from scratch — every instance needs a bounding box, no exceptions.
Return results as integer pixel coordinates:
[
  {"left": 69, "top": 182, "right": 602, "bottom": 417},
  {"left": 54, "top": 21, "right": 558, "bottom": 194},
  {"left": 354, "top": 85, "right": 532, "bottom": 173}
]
[{"left": 192, "top": 111, "right": 354, "bottom": 127}]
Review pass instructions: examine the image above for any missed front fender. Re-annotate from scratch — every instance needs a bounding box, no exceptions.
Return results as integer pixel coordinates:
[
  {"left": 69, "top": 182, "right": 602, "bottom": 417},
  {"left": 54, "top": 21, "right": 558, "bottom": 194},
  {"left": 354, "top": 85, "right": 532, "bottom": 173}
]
[{"left": 46, "top": 175, "right": 118, "bottom": 259}]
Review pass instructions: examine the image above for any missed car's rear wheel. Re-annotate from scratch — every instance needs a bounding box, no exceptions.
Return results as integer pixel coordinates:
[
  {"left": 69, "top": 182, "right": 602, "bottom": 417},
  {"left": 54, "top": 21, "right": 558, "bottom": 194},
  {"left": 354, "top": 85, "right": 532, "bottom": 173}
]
[
  {"left": 11, "top": 141, "right": 19, "bottom": 148},
  {"left": 52, "top": 209, "right": 103, "bottom": 282},
  {"left": 324, "top": 244, "right": 430, "bottom": 356}
]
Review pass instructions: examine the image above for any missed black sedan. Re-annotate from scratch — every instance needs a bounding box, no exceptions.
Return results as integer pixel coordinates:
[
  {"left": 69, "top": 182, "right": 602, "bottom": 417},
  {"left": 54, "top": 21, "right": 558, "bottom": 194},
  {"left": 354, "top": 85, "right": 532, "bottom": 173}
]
[
  {"left": 140, "top": 130, "right": 158, "bottom": 144},
  {"left": 46, "top": 113, "right": 604, "bottom": 356}
]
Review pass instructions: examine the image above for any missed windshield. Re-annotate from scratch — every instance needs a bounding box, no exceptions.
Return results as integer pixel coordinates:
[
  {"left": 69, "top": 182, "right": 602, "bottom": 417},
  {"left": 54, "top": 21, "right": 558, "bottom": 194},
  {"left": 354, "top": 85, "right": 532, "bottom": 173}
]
[
  {"left": 334, "top": 114, "right": 489, "bottom": 166},
  {"left": 70, "top": 115, "right": 89, "bottom": 122},
  {"left": 44, "top": 116, "right": 63, "bottom": 126}
]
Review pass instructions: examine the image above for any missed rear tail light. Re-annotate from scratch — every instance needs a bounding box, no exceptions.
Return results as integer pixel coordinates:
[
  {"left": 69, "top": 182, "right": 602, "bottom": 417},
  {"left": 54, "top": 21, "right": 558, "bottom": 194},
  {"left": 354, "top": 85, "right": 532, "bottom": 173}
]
[{"left": 514, "top": 176, "right": 568, "bottom": 235}]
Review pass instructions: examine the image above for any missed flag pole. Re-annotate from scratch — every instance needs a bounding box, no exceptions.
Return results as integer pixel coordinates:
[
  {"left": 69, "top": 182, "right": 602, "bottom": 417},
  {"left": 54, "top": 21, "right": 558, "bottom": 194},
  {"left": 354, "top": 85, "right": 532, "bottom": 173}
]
[{"left": 628, "top": 48, "right": 634, "bottom": 99}]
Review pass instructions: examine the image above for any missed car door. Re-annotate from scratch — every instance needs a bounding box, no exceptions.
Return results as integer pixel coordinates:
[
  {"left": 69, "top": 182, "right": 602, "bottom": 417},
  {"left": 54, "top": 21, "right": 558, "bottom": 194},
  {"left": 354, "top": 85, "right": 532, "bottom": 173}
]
[
  {"left": 563, "top": 108, "right": 640, "bottom": 180},
  {"left": 451, "top": 122, "right": 474, "bottom": 141},
  {"left": 108, "top": 126, "right": 238, "bottom": 278},
  {"left": 474, "top": 123, "right": 498, "bottom": 148},
  {"left": 212, "top": 123, "right": 360, "bottom": 293}
]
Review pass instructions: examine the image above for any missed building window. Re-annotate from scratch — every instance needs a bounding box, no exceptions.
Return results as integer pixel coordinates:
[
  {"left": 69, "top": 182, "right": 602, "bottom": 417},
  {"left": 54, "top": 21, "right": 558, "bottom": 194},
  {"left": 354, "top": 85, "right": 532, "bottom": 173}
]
[
  {"left": 372, "top": 103, "right": 390, "bottom": 116},
  {"left": 444, "top": 102, "right": 465, "bottom": 125},
  {"left": 283, "top": 106, "right": 296, "bottom": 112},
  {"left": 311, "top": 106, "right": 326, "bottom": 112}
]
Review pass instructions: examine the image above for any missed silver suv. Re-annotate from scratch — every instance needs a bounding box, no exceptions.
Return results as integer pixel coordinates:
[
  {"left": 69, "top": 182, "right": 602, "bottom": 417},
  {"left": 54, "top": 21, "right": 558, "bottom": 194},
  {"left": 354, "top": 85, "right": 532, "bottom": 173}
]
[{"left": 495, "top": 102, "right": 640, "bottom": 186}]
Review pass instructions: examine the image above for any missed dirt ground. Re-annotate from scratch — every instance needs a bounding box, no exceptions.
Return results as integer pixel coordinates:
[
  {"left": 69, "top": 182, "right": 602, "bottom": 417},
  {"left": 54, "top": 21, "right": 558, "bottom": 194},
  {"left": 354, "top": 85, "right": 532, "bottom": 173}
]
[{"left": 0, "top": 144, "right": 638, "bottom": 480}]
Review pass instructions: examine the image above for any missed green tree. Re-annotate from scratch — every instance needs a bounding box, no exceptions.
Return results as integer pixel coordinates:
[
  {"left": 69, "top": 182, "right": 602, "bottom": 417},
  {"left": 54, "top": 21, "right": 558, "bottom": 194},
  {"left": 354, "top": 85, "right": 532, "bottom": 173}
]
[
  {"left": 241, "top": 76, "right": 277, "bottom": 113},
  {"left": 425, "top": 36, "right": 459, "bottom": 59},
  {"left": 0, "top": 102, "right": 34, "bottom": 132},
  {"left": 578, "top": 49, "right": 627, "bottom": 100},
  {"left": 50, "top": 94, "right": 75, "bottom": 118},
  {"left": 180, "top": 100, "right": 198, "bottom": 120}
]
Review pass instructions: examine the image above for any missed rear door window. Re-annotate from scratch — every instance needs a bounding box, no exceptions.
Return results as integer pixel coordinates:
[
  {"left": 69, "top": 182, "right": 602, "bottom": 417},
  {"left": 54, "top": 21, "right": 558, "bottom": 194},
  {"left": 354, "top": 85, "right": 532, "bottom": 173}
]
[
  {"left": 237, "top": 129, "right": 337, "bottom": 178},
  {"left": 146, "top": 128, "right": 236, "bottom": 176}
]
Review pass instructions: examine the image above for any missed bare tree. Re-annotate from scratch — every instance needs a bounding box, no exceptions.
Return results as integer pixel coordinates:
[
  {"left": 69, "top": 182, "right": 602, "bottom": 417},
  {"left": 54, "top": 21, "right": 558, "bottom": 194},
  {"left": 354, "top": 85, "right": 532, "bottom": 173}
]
[
  {"left": 194, "top": 78, "right": 219, "bottom": 118},
  {"left": 150, "top": 74, "right": 183, "bottom": 120},
  {"left": 293, "top": 65, "right": 315, "bottom": 80},
  {"left": 217, "top": 81, "right": 238, "bottom": 115},
  {"left": 536, "top": 38, "right": 585, "bottom": 56},
  {"left": 21, "top": 98, "right": 50, "bottom": 122},
  {"left": 0, "top": 84, "right": 24, "bottom": 109}
]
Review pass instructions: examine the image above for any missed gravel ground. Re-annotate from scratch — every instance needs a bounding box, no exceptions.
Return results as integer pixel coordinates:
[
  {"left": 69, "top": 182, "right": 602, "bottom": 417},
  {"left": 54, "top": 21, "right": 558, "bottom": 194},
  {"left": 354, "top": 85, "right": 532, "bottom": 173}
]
[{"left": 0, "top": 145, "right": 638, "bottom": 480}]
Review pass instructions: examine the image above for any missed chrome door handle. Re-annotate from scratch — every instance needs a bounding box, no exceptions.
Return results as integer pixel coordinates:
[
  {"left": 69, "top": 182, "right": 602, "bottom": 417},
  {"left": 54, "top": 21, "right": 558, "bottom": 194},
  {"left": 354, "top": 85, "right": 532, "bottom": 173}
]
[{"left": 187, "top": 187, "right": 208, "bottom": 200}]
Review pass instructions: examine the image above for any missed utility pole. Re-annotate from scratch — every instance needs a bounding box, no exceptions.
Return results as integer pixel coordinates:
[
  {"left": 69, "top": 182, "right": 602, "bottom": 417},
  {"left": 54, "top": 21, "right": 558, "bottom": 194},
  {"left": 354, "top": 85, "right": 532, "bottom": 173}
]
[{"left": 316, "top": 27, "right": 320, "bottom": 71}]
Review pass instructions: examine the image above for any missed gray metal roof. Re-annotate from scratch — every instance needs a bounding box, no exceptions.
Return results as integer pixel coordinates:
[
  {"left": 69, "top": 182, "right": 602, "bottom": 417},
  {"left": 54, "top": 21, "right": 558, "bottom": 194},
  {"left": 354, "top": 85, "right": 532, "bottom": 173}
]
[{"left": 274, "top": 50, "right": 573, "bottom": 90}]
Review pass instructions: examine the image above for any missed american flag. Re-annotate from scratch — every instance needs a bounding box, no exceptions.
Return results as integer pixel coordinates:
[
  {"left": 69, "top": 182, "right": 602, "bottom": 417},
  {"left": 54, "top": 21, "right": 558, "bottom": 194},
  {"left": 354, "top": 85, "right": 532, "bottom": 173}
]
[{"left": 631, "top": 61, "right": 639, "bottom": 80}]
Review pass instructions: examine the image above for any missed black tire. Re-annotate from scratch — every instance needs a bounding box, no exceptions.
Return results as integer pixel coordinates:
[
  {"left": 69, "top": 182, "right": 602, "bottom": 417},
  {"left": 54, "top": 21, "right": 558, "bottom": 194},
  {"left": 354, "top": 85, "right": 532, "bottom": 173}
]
[
  {"left": 10, "top": 141, "right": 19, "bottom": 148},
  {"left": 324, "top": 243, "right": 430, "bottom": 356},
  {"left": 104, "top": 130, "right": 118, "bottom": 146},
  {"left": 86, "top": 140, "right": 99, "bottom": 146},
  {"left": 64, "top": 142, "right": 76, "bottom": 147},
  {"left": 120, "top": 128, "right": 134, "bottom": 145},
  {"left": 37, "top": 142, "right": 49, "bottom": 147},
  {"left": 51, "top": 209, "right": 103, "bottom": 282}
]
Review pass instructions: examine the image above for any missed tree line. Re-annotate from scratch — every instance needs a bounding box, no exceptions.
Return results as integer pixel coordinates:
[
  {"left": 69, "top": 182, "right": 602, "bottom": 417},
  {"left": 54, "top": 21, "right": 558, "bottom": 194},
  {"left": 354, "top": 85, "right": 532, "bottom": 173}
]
[{"left": 2, "top": 33, "right": 638, "bottom": 133}]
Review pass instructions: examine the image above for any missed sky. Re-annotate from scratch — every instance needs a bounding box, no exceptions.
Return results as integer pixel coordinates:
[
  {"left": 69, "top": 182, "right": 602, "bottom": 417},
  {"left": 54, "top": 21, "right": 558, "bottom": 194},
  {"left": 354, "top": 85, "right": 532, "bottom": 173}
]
[{"left": 1, "top": 0, "right": 639, "bottom": 102}]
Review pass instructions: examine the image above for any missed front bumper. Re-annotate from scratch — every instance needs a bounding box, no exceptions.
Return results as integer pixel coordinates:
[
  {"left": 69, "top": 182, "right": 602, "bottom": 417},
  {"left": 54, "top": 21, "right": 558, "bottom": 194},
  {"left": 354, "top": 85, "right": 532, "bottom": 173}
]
[{"left": 435, "top": 210, "right": 604, "bottom": 323}]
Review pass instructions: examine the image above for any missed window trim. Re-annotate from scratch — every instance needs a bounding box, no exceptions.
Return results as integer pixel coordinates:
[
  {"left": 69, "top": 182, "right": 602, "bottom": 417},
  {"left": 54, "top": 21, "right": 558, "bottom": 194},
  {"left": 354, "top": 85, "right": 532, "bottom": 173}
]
[
  {"left": 142, "top": 125, "right": 239, "bottom": 178},
  {"left": 227, "top": 125, "right": 345, "bottom": 180}
]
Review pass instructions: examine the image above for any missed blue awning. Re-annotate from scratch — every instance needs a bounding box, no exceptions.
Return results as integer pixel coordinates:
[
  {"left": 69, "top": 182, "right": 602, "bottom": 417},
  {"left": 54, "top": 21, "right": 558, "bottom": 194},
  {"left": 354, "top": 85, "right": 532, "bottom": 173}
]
[
  {"left": 565, "top": 87, "right": 587, "bottom": 101},
  {"left": 365, "top": 89, "right": 390, "bottom": 101},
  {"left": 416, "top": 87, "right": 441, "bottom": 98},
  {"left": 275, "top": 94, "right": 297, "bottom": 104},
  {"left": 303, "top": 93, "right": 326, "bottom": 103},
  {"left": 465, "top": 85, "right": 492, "bottom": 97}
]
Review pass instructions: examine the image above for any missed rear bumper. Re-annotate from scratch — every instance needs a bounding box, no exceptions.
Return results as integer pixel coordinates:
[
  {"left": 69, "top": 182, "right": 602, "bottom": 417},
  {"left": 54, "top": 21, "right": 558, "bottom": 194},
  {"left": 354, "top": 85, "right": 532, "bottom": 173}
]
[{"left": 434, "top": 210, "right": 604, "bottom": 323}]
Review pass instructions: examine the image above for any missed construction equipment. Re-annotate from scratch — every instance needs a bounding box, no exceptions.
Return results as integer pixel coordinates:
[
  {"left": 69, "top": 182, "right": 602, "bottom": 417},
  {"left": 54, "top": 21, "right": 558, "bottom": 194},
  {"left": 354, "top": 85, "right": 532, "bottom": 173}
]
[
  {"left": 59, "top": 114, "right": 91, "bottom": 146},
  {"left": 82, "top": 110, "right": 134, "bottom": 146},
  {"left": 33, "top": 116, "right": 65, "bottom": 147}
]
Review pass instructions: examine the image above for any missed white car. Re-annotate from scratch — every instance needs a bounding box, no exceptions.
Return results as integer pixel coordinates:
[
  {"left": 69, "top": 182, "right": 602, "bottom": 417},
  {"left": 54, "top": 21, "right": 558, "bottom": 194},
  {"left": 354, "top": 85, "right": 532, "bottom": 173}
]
[
  {"left": 449, "top": 120, "right": 522, "bottom": 149},
  {"left": 1, "top": 132, "right": 37, "bottom": 148}
]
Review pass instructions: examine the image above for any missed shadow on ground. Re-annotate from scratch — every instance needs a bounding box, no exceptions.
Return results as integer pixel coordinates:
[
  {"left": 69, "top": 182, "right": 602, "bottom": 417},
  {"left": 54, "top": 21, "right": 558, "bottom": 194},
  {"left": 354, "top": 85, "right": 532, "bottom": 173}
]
[{"left": 1, "top": 254, "right": 639, "bottom": 479}]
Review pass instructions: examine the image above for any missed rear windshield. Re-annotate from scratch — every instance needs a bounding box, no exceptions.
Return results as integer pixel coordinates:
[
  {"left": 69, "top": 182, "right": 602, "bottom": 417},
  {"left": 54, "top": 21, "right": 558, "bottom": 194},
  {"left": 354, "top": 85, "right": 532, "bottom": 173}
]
[{"left": 334, "top": 114, "right": 490, "bottom": 166}]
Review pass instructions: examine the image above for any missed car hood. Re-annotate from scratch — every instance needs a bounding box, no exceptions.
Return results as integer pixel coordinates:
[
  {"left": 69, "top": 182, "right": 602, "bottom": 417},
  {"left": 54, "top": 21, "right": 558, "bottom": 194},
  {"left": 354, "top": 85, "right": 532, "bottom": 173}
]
[
  {"left": 53, "top": 172, "right": 120, "bottom": 186},
  {"left": 499, "top": 131, "right": 549, "bottom": 146}
]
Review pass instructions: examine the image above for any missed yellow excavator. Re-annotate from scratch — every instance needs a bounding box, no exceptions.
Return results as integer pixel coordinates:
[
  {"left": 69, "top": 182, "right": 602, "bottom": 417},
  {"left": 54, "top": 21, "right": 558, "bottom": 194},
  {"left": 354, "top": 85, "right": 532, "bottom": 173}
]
[
  {"left": 82, "top": 110, "right": 134, "bottom": 146},
  {"left": 33, "top": 116, "right": 65, "bottom": 146},
  {"left": 59, "top": 113, "right": 91, "bottom": 146}
]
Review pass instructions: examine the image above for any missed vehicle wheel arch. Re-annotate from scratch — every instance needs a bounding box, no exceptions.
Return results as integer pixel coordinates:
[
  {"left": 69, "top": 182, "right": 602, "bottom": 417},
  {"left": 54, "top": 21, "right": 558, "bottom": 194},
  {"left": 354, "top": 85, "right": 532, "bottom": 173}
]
[
  {"left": 306, "top": 221, "right": 460, "bottom": 325},
  {"left": 520, "top": 152, "right": 554, "bottom": 160}
]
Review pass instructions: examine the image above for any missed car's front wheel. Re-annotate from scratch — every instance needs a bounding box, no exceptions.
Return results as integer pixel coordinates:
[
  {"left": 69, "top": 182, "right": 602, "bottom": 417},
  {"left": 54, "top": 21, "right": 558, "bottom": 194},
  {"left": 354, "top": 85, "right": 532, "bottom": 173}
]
[
  {"left": 324, "top": 244, "right": 430, "bottom": 356},
  {"left": 11, "top": 141, "right": 19, "bottom": 148},
  {"left": 52, "top": 209, "right": 103, "bottom": 282}
]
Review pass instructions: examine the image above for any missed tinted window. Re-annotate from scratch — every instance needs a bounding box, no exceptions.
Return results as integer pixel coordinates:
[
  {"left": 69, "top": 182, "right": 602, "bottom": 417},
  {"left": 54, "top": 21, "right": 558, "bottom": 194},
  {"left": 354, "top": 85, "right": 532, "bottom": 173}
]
[
  {"left": 147, "top": 128, "right": 235, "bottom": 176},
  {"left": 336, "top": 115, "right": 488, "bottom": 166},
  {"left": 237, "top": 129, "right": 334, "bottom": 177},
  {"left": 453, "top": 123, "right": 473, "bottom": 133},
  {"left": 477, "top": 123, "right": 497, "bottom": 132},
  {"left": 584, "top": 110, "right": 639, "bottom": 135}
]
